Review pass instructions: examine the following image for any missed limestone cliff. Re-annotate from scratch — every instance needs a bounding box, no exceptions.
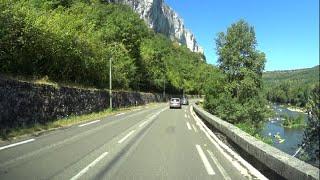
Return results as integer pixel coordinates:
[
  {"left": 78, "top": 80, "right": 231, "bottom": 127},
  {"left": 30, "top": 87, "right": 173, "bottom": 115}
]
[{"left": 105, "top": 0, "right": 204, "bottom": 53}]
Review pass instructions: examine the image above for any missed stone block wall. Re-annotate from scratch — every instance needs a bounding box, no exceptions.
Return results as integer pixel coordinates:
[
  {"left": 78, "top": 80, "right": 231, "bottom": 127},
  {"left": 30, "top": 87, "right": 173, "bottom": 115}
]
[{"left": 0, "top": 77, "right": 164, "bottom": 130}]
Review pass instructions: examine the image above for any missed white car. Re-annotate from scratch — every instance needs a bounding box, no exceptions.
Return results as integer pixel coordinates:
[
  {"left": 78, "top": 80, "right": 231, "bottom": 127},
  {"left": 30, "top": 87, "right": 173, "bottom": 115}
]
[{"left": 169, "top": 98, "right": 181, "bottom": 109}]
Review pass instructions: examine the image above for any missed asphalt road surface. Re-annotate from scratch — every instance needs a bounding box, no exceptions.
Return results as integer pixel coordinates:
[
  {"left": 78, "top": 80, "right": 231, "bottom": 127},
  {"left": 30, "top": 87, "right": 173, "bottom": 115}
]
[{"left": 0, "top": 102, "right": 267, "bottom": 180}]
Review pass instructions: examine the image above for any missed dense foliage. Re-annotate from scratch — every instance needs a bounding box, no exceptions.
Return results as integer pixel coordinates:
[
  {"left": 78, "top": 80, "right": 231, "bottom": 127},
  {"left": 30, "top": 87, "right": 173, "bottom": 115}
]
[
  {"left": 263, "top": 66, "right": 319, "bottom": 107},
  {"left": 204, "top": 20, "right": 269, "bottom": 134},
  {"left": 281, "top": 114, "right": 305, "bottom": 128},
  {"left": 0, "top": 0, "right": 210, "bottom": 94},
  {"left": 299, "top": 85, "right": 319, "bottom": 167}
]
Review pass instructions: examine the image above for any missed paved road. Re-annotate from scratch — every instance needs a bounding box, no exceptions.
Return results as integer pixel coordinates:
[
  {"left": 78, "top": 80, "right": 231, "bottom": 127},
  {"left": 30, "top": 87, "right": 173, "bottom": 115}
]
[{"left": 0, "top": 102, "right": 266, "bottom": 180}]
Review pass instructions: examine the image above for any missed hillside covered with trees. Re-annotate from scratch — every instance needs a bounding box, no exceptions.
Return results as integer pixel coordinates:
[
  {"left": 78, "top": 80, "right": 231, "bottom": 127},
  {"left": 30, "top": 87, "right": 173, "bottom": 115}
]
[
  {"left": 0, "top": 0, "right": 216, "bottom": 94},
  {"left": 263, "top": 66, "right": 319, "bottom": 107}
]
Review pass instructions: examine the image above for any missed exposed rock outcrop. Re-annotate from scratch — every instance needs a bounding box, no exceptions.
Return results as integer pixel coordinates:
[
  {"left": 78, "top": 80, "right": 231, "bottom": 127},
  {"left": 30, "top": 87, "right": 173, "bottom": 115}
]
[{"left": 106, "top": 0, "right": 204, "bottom": 54}]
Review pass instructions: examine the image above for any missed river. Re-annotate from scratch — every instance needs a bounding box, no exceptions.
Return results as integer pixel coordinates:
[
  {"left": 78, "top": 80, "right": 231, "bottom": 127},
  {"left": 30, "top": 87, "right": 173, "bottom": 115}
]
[{"left": 261, "top": 104, "right": 307, "bottom": 156}]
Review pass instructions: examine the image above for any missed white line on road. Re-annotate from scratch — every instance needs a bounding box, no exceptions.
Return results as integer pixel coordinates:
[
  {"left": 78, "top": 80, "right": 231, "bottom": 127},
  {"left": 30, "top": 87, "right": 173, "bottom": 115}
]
[
  {"left": 207, "top": 150, "right": 231, "bottom": 180},
  {"left": 184, "top": 114, "right": 187, "bottom": 118},
  {"left": 118, "top": 130, "right": 135, "bottom": 144},
  {"left": 115, "top": 112, "right": 125, "bottom": 116},
  {"left": 186, "top": 122, "right": 192, "bottom": 130},
  {"left": 70, "top": 151, "right": 108, "bottom": 180},
  {"left": 0, "top": 139, "right": 35, "bottom": 151},
  {"left": 139, "top": 107, "right": 166, "bottom": 128},
  {"left": 190, "top": 106, "right": 267, "bottom": 180},
  {"left": 78, "top": 120, "right": 100, "bottom": 127},
  {"left": 196, "top": 144, "right": 215, "bottom": 175},
  {"left": 139, "top": 120, "right": 150, "bottom": 127},
  {"left": 192, "top": 124, "right": 198, "bottom": 133}
]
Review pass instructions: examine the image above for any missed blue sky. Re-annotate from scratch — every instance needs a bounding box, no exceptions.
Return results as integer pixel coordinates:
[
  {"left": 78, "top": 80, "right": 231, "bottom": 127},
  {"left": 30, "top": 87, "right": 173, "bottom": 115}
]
[{"left": 165, "top": 0, "right": 319, "bottom": 71}]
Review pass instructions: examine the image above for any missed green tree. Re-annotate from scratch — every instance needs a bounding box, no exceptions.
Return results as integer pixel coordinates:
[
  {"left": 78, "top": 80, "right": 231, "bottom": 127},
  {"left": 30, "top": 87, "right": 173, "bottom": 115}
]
[
  {"left": 140, "top": 34, "right": 170, "bottom": 91},
  {"left": 216, "top": 20, "right": 265, "bottom": 98},
  {"left": 205, "top": 20, "right": 268, "bottom": 132},
  {"left": 299, "top": 85, "right": 319, "bottom": 167}
]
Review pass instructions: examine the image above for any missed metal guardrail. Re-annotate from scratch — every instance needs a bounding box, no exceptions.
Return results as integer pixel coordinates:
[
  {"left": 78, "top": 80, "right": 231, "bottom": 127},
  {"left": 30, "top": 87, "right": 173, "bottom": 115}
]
[{"left": 192, "top": 103, "right": 319, "bottom": 180}]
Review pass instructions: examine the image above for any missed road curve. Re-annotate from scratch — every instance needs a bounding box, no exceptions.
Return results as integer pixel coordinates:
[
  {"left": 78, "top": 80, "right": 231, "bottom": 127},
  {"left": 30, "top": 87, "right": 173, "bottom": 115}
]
[{"left": 0, "top": 102, "right": 266, "bottom": 180}]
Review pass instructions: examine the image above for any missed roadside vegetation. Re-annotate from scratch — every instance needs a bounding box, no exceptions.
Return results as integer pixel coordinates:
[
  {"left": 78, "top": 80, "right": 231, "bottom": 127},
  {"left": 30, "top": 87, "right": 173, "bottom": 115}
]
[
  {"left": 298, "top": 85, "right": 320, "bottom": 167},
  {"left": 0, "top": 0, "right": 215, "bottom": 95},
  {"left": 281, "top": 114, "right": 305, "bottom": 128},
  {"left": 204, "top": 20, "right": 270, "bottom": 137}
]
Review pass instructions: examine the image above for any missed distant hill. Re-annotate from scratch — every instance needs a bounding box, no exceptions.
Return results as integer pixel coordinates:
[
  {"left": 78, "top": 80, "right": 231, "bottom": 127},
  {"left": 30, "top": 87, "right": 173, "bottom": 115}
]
[
  {"left": 263, "top": 65, "right": 319, "bottom": 86},
  {"left": 263, "top": 65, "right": 319, "bottom": 107}
]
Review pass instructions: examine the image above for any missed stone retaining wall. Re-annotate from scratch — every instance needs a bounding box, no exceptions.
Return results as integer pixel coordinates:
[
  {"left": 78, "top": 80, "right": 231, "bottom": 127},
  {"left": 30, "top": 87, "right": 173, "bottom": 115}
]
[{"left": 0, "top": 77, "right": 165, "bottom": 130}]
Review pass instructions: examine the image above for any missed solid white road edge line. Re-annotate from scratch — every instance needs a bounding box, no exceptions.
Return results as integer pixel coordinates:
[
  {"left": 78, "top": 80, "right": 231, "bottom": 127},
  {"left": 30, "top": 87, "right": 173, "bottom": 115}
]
[
  {"left": 118, "top": 130, "right": 135, "bottom": 144},
  {"left": 78, "top": 120, "right": 101, "bottom": 127},
  {"left": 207, "top": 149, "right": 231, "bottom": 180},
  {"left": 70, "top": 151, "right": 109, "bottom": 180},
  {"left": 190, "top": 108, "right": 248, "bottom": 176},
  {"left": 0, "top": 139, "right": 35, "bottom": 151},
  {"left": 195, "top": 144, "right": 215, "bottom": 175},
  {"left": 186, "top": 122, "right": 192, "bottom": 130},
  {"left": 115, "top": 112, "right": 126, "bottom": 116},
  {"left": 190, "top": 106, "right": 267, "bottom": 180}
]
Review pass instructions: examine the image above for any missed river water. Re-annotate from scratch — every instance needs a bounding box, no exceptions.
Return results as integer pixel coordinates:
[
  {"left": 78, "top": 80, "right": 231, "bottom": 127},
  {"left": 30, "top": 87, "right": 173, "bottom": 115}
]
[{"left": 261, "top": 104, "right": 307, "bottom": 156}]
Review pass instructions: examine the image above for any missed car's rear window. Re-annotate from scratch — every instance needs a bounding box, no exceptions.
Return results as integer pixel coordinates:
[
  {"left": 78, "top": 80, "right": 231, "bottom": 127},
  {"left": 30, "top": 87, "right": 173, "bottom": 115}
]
[{"left": 171, "top": 98, "right": 180, "bottom": 102}]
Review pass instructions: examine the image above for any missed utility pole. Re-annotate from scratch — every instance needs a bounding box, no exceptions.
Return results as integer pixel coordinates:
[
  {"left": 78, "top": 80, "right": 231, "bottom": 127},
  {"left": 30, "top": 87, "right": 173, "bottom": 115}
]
[
  {"left": 163, "top": 78, "right": 166, "bottom": 101},
  {"left": 109, "top": 57, "right": 112, "bottom": 111}
]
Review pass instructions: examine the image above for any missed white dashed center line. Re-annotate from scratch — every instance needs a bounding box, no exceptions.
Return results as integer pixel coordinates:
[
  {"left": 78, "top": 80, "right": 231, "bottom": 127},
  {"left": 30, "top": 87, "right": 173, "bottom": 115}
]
[
  {"left": 139, "top": 120, "right": 149, "bottom": 127},
  {"left": 70, "top": 151, "right": 109, "bottom": 180},
  {"left": 118, "top": 130, "right": 135, "bottom": 144}
]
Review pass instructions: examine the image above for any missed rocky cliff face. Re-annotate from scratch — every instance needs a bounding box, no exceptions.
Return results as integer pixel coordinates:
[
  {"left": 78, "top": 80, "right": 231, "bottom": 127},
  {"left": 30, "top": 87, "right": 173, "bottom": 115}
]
[{"left": 106, "top": 0, "right": 204, "bottom": 54}]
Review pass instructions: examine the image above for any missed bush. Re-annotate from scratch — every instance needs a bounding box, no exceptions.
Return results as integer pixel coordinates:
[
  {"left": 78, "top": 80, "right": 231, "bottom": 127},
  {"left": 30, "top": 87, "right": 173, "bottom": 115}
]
[{"left": 282, "top": 114, "right": 305, "bottom": 128}]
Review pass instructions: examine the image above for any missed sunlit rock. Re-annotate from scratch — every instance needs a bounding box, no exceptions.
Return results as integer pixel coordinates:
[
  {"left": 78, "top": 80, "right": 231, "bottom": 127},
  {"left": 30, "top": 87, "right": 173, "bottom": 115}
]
[{"left": 105, "top": 0, "right": 204, "bottom": 54}]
